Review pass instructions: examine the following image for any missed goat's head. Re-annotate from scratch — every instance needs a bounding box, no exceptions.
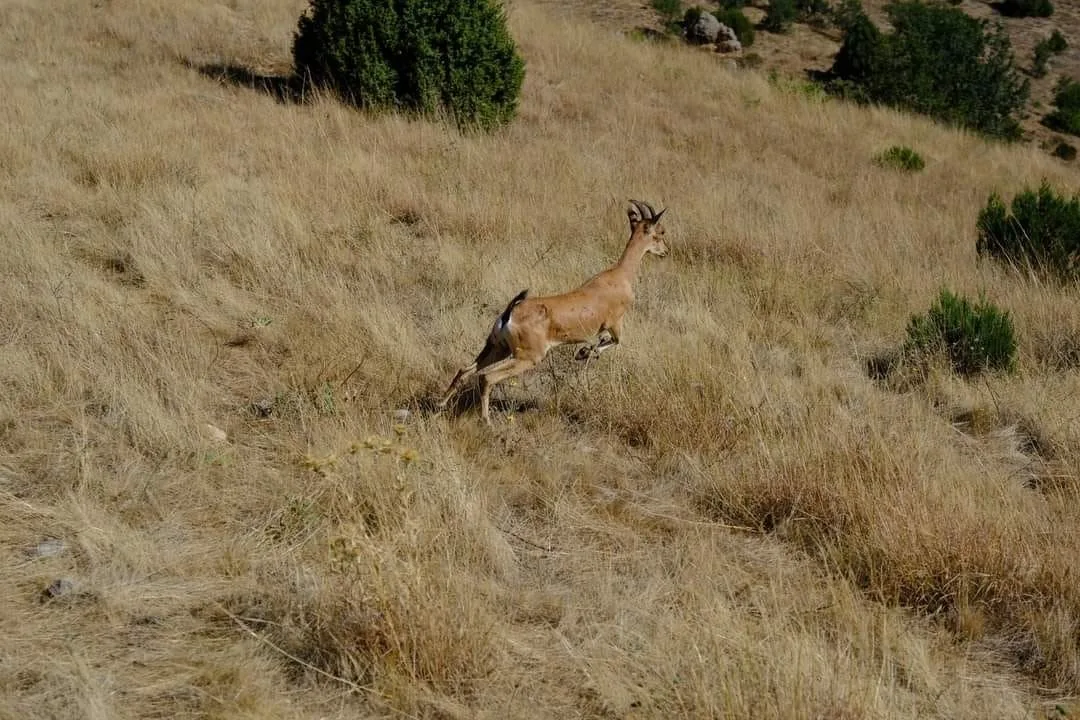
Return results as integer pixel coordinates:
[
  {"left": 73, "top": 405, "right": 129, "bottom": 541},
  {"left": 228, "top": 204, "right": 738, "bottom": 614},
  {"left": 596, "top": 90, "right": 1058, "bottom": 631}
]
[{"left": 628, "top": 199, "right": 669, "bottom": 258}]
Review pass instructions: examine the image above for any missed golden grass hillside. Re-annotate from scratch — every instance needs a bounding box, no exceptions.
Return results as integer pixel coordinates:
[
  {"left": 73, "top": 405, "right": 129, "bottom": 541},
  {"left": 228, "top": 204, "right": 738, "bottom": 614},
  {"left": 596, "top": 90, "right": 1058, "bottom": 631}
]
[{"left": 2, "top": 0, "right": 1080, "bottom": 717}]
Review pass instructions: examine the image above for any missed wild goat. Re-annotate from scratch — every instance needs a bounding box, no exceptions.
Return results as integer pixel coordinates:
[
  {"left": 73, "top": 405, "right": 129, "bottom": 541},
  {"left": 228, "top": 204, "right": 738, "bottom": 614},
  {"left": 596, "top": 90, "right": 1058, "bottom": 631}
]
[{"left": 438, "top": 200, "right": 669, "bottom": 425}]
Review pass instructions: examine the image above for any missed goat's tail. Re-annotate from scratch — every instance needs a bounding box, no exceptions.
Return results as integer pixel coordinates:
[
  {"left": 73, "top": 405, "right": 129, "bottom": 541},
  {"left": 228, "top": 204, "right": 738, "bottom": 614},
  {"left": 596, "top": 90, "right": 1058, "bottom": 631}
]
[{"left": 498, "top": 289, "right": 529, "bottom": 329}]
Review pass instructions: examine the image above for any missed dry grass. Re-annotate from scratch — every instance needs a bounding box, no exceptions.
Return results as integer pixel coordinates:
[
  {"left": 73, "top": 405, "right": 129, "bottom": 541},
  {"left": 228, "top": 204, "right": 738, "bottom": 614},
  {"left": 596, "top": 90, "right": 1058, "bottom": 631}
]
[{"left": 2, "top": 0, "right": 1080, "bottom": 717}]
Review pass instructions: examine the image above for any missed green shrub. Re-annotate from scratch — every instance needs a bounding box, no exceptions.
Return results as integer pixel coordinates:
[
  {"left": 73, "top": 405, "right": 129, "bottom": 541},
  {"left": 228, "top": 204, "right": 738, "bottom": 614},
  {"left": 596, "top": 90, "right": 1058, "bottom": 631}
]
[
  {"left": 875, "top": 145, "right": 925, "bottom": 171},
  {"left": 762, "top": 0, "right": 798, "bottom": 32},
  {"left": 714, "top": 8, "right": 756, "bottom": 46},
  {"left": 831, "top": 2, "right": 883, "bottom": 83},
  {"left": 293, "top": 0, "right": 525, "bottom": 131},
  {"left": 1054, "top": 141, "right": 1077, "bottom": 161},
  {"left": 652, "top": 0, "right": 684, "bottom": 30},
  {"left": 717, "top": 0, "right": 746, "bottom": 8},
  {"left": 683, "top": 6, "right": 705, "bottom": 32},
  {"left": 1033, "top": 31, "right": 1067, "bottom": 77},
  {"left": 1033, "top": 40, "right": 1053, "bottom": 77},
  {"left": 1048, "top": 28, "right": 1068, "bottom": 53},
  {"left": 828, "top": 0, "right": 1028, "bottom": 140},
  {"left": 1045, "top": 77, "right": 1080, "bottom": 136},
  {"left": 905, "top": 289, "right": 1017, "bottom": 376},
  {"left": 796, "top": 0, "right": 832, "bottom": 23},
  {"left": 998, "top": 0, "right": 1053, "bottom": 17},
  {"left": 768, "top": 70, "right": 828, "bottom": 100},
  {"left": 977, "top": 182, "right": 1080, "bottom": 280}
]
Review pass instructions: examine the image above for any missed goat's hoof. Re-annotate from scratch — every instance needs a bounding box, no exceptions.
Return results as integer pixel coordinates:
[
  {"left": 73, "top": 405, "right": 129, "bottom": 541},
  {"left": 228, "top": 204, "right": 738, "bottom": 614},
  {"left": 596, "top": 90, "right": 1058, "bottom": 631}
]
[{"left": 575, "top": 346, "right": 595, "bottom": 362}]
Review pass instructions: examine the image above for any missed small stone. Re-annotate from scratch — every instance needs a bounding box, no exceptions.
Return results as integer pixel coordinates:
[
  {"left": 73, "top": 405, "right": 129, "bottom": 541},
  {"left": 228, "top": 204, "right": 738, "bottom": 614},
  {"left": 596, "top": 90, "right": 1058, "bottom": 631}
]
[
  {"left": 716, "top": 38, "right": 742, "bottom": 54},
  {"left": 202, "top": 423, "right": 228, "bottom": 443},
  {"left": 392, "top": 408, "right": 410, "bottom": 422},
  {"left": 42, "top": 578, "right": 78, "bottom": 601},
  {"left": 251, "top": 397, "right": 274, "bottom": 418},
  {"left": 32, "top": 539, "right": 67, "bottom": 558}
]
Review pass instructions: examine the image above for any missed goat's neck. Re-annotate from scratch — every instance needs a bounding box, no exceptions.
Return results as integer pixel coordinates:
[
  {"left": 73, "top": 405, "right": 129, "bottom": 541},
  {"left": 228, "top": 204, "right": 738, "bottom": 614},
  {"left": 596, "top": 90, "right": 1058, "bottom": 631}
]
[{"left": 612, "top": 227, "right": 652, "bottom": 281}]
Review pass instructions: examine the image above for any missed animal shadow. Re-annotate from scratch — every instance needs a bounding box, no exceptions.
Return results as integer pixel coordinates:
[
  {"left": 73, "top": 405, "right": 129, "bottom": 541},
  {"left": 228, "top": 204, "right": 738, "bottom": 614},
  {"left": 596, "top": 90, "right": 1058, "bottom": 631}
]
[
  {"left": 405, "top": 383, "right": 541, "bottom": 421},
  {"left": 188, "top": 61, "right": 311, "bottom": 104}
]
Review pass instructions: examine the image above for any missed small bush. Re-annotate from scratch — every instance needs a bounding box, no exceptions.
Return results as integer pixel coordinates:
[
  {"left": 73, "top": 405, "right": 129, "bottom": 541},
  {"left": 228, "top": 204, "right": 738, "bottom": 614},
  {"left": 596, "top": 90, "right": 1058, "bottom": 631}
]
[
  {"left": 796, "top": 0, "right": 832, "bottom": 23},
  {"left": 293, "top": 0, "right": 525, "bottom": 131},
  {"left": 828, "top": 0, "right": 1028, "bottom": 140},
  {"left": 717, "top": 0, "right": 746, "bottom": 8},
  {"left": 977, "top": 182, "right": 1080, "bottom": 280},
  {"left": 905, "top": 290, "right": 1017, "bottom": 376},
  {"left": 831, "top": 1, "right": 884, "bottom": 83},
  {"left": 769, "top": 71, "right": 828, "bottom": 100},
  {"left": 998, "top": 0, "right": 1053, "bottom": 17},
  {"left": 875, "top": 145, "right": 925, "bottom": 171},
  {"left": 714, "top": 8, "right": 756, "bottom": 46},
  {"left": 1054, "top": 141, "right": 1077, "bottom": 161},
  {"left": 1045, "top": 77, "right": 1080, "bottom": 135},
  {"left": 653, "top": 0, "right": 684, "bottom": 30},
  {"left": 1033, "top": 31, "right": 1067, "bottom": 77},
  {"left": 762, "top": 0, "right": 798, "bottom": 32},
  {"left": 683, "top": 6, "right": 705, "bottom": 32},
  {"left": 1033, "top": 41, "right": 1052, "bottom": 77},
  {"left": 1047, "top": 28, "right": 1068, "bottom": 53}
]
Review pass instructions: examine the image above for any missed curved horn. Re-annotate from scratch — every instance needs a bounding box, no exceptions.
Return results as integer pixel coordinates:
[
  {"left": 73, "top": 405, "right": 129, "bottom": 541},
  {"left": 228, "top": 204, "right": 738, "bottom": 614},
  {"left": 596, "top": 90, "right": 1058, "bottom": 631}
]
[
  {"left": 630, "top": 199, "right": 652, "bottom": 220},
  {"left": 642, "top": 201, "right": 658, "bottom": 219}
]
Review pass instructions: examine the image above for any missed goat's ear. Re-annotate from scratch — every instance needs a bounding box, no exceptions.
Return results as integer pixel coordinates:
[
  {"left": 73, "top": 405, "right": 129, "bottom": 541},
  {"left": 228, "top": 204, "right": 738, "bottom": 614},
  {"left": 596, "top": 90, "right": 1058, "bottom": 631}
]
[{"left": 652, "top": 208, "right": 666, "bottom": 223}]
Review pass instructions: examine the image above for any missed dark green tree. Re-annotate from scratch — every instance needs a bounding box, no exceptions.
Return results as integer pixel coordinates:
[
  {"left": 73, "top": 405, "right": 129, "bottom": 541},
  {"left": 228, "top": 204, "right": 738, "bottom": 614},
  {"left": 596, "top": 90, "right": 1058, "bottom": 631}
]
[
  {"left": 293, "top": 0, "right": 525, "bottom": 130},
  {"left": 828, "top": 0, "right": 1028, "bottom": 139}
]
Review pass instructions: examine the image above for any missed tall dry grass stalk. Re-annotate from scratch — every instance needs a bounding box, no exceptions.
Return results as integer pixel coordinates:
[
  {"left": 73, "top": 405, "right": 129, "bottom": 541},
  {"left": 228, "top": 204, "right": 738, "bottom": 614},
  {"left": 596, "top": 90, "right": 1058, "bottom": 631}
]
[{"left": 1, "top": 0, "right": 1079, "bottom": 717}]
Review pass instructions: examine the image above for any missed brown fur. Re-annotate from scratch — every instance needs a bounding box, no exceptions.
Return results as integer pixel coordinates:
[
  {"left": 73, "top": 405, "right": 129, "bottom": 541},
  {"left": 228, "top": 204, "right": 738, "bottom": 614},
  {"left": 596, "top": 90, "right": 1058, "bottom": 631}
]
[{"left": 439, "top": 200, "right": 669, "bottom": 425}]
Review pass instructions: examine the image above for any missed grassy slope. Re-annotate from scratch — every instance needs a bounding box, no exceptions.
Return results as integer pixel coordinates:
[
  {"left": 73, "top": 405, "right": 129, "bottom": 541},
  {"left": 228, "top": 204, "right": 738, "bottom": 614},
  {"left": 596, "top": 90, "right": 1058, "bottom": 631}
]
[{"left": 2, "top": 0, "right": 1080, "bottom": 717}]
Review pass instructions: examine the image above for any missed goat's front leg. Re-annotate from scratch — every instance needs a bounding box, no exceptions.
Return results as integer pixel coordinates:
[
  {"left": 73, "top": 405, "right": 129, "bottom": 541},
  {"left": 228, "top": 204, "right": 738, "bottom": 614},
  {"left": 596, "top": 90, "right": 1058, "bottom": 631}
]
[{"left": 575, "top": 322, "right": 621, "bottom": 361}]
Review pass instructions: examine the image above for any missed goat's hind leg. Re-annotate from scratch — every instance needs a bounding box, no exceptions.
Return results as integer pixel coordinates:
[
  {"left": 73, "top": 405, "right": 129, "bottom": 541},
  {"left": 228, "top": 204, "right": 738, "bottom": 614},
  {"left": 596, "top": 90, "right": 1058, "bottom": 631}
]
[
  {"left": 437, "top": 362, "right": 478, "bottom": 408},
  {"left": 479, "top": 357, "right": 537, "bottom": 426},
  {"left": 438, "top": 335, "right": 513, "bottom": 410}
]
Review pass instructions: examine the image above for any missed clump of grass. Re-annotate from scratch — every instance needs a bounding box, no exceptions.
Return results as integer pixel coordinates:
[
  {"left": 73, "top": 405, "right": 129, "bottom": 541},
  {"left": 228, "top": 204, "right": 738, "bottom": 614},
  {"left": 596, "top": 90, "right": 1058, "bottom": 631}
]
[
  {"left": 904, "top": 289, "right": 1017, "bottom": 376},
  {"left": 875, "top": 145, "right": 925, "bottom": 172},
  {"left": 768, "top": 70, "right": 828, "bottom": 101}
]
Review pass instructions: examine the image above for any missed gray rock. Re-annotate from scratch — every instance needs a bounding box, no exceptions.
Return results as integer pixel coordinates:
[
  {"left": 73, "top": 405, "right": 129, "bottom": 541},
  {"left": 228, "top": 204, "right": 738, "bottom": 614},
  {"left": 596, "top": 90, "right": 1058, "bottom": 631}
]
[
  {"left": 41, "top": 578, "right": 78, "bottom": 601},
  {"left": 686, "top": 12, "right": 721, "bottom": 45},
  {"left": 251, "top": 397, "right": 274, "bottom": 418},
  {"left": 717, "top": 38, "right": 743, "bottom": 54},
  {"left": 717, "top": 23, "right": 739, "bottom": 43},
  {"left": 392, "top": 408, "right": 410, "bottom": 422},
  {"left": 31, "top": 539, "right": 67, "bottom": 558}
]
